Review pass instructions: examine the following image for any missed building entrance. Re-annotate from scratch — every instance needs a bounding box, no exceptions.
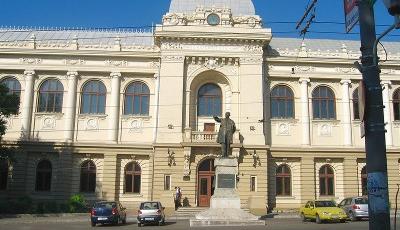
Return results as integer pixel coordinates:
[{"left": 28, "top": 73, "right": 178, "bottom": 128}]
[{"left": 197, "top": 159, "right": 215, "bottom": 207}]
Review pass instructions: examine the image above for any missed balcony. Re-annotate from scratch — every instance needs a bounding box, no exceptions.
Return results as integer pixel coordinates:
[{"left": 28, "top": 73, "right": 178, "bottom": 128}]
[{"left": 183, "top": 128, "right": 241, "bottom": 144}]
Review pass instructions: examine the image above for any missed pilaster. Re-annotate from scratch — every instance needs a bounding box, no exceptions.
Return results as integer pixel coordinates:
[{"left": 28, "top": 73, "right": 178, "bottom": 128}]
[
  {"left": 300, "top": 156, "right": 315, "bottom": 203},
  {"left": 340, "top": 80, "right": 352, "bottom": 146},
  {"left": 299, "top": 78, "right": 310, "bottom": 146},
  {"left": 64, "top": 71, "right": 78, "bottom": 142},
  {"left": 102, "top": 154, "right": 118, "bottom": 201},
  {"left": 21, "top": 70, "right": 35, "bottom": 139},
  {"left": 382, "top": 80, "right": 393, "bottom": 146},
  {"left": 108, "top": 72, "right": 121, "bottom": 143},
  {"left": 342, "top": 157, "right": 358, "bottom": 197}
]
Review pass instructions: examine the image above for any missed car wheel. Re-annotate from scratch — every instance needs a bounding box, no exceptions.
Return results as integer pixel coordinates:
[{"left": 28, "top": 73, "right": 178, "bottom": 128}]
[
  {"left": 349, "top": 212, "right": 357, "bottom": 221},
  {"left": 300, "top": 213, "right": 307, "bottom": 222},
  {"left": 316, "top": 214, "right": 322, "bottom": 224},
  {"left": 91, "top": 222, "right": 96, "bottom": 227}
]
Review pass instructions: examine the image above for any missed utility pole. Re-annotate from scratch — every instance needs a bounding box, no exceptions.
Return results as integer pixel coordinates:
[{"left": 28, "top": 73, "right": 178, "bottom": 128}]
[{"left": 357, "top": 1, "right": 390, "bottom": 229}]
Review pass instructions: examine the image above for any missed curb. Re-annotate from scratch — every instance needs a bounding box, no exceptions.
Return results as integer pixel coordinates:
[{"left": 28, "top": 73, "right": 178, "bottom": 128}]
[{"left": 0, "top": 213, "right": 88, "bottom": 219}]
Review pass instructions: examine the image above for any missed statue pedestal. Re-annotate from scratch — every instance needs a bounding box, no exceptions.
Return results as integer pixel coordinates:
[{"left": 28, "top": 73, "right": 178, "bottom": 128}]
[{"left": 190, "top": 158, "right": 265, "bottom": 227}]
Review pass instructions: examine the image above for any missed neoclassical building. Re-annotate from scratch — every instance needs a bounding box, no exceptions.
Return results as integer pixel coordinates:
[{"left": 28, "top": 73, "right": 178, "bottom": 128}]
[{"left": 0, "top": 0, "right": 400, "bottom": 213}]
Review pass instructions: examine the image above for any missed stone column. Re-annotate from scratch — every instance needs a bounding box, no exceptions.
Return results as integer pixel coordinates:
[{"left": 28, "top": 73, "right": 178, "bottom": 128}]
[
  {"left": 340, "top": 80, "right": 352, "bottom": 146},
  {"left": 108, "top": 72, "right": 121, "bottom": 143},
  {"left": 185, "top": 90, "right": 191, "bottom": 129},
  {"left": 299, "top": 78, "right": 311, "bottom": 146},
  {"left": 382, "top": 80, "right": 393, "bottom": 146},
  {"left": 21, "top": 70, "right": 35, "bottom": 139},
  {"left": 64, "top": 71, "right": 78, "bottom": 142}
]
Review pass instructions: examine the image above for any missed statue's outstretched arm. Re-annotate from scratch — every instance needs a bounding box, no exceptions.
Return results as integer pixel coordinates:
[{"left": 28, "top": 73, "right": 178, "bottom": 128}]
[{"left": 213, "top": 116, "right": 221, "bottom": 123}]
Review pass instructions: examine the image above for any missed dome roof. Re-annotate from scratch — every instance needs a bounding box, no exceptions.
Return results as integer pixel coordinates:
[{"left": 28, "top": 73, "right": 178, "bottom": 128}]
[{"left": 169, "top": 0, "right": 255, "bottom": 15}]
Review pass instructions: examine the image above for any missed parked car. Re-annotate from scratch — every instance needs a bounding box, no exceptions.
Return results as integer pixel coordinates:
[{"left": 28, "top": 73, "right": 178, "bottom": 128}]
[
  {"left": 338, "top": 196, "right": 369, "bottom": 221},
  {"left": 90, "top": 201, "right": 127, "bottom": 227},
  {"left": 137, "top": 201, "right": 166, "bottom": 227},
  {"left": 299, "top": 200, "right": 348, "bottom": 224}
]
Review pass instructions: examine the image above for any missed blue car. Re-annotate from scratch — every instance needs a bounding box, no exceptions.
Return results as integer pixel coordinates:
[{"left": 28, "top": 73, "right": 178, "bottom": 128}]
[{"left": 90, "top": 201, "right": 127, "bottom": 227}]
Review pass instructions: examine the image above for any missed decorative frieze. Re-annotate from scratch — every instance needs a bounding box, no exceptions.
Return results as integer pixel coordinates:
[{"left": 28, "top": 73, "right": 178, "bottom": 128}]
[
  {"left": 161, "top": 55, "right": 184, "bottom": 63},
  {"left": 64, "top": 59, "right": 85, "bottom": 66},
  {"left": 20, "top": 58, "right": 42, "bottom": 65},
  {"left": 105, "top": 60, "right": 128, "bottom": 67}
]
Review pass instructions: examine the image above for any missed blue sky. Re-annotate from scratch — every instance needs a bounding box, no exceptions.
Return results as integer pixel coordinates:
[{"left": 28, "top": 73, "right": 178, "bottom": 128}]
[{"left": 0, "top": 0, "right": 398, "bottom": 41}]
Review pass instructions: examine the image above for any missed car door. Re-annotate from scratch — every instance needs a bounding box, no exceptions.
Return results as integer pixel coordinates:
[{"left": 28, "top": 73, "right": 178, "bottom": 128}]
[
  {"left": 303, "top": 202, "right": 312, "bottom": 218},
  {"left": 309, "top": 201, "right": 317, "bottom": 218},
  {"left": 338, "top": 199, "right": 347, "bottom": 213}
]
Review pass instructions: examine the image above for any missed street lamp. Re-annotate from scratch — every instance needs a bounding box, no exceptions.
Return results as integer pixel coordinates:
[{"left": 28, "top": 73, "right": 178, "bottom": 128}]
[{"left": 381, "top": 0, "right": 400, "bottom": 15}]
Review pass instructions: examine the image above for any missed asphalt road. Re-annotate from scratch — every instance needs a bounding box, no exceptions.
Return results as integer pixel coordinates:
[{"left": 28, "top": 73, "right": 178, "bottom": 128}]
[{"left": 0, "top": 216, "right": 375, "bottom": 230}]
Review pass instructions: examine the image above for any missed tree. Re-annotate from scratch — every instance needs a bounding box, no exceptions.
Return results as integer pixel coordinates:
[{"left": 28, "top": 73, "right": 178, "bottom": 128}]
[{"left": 0, "top": 83, "right": 20, "bottom": 161}]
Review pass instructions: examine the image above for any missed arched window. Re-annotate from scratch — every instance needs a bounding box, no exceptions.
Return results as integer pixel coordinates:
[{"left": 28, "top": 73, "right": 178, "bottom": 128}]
[
  {"left": 0, "top": 159, "right": 8, "bottom": 190},
  {"left": 319, "top": 164, "right": 334, "bottom": 196},
  {"left": 312, "top": 86, "right": 336, "bottom": 119},
  {"left": 124, "top": 82, "right": 150, "bottom": 115},
  {"left": 36, "top": 160, "right": 52, "bottom": 191},
  {"left": 353, "top": 88, "right": 360, "bottom": 120},
  {"left": 276, "top": 164, "right": 291, "bottom": 196},
  {"left": 81, "top": 80, "right": 106, "bottom": 114},
  {"left": 394, "top": 89, "right": 400, "bottom": 121},
  {"left": 1, "top": 77, "right": 21, "bottom": 95},
  {"left": 271, "top": 85, "right": 294, "bottom": 119},
  {"left": 80, "top": 160, "right": 96, "bottom": 193},
  {"left": 361, "top": 166, "right": 367, "bottom": 196},
  {"left": 125, "top": 162, "right": 141, "bottom": 193},
  {"left": 38, "top": 79, "right": 64, "bottom": 113},
  {"left": 198, "top": 83, "right": 222, "bottom": 117}
]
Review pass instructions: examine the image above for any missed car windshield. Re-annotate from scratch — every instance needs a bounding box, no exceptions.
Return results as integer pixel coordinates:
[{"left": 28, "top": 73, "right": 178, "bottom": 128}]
[
  {"left": 140, "top": 202, "right": 159, "bottom": 210},
  {"left": 355, "top": 198, "right": 368, "bottom": 204},
  {"left": 94, "top": 202, "right": 116, "bottom": 209},
  {"left": 315, "top": 201, "right": 336, "bottom": 207}
]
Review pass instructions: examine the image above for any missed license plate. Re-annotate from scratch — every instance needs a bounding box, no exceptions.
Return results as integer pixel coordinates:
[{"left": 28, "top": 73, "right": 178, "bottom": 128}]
[
  {"left": 98, "top": 217, "right": 107, "bottom": 220},
  {"left": 145, "top": 218, "right": 154, "bottom": 221}
]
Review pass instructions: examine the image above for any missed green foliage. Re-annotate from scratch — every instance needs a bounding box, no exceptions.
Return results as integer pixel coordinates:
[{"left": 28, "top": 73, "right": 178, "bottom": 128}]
[
  {"left": 0, "top": 83, "right": 20, "bottom": 137},
  {"left": 68, "top": 194, "right": 88, "bottom": 213}
]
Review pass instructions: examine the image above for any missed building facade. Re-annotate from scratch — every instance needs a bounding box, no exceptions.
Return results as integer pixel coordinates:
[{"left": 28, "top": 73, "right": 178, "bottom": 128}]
[{"left": 0, "top": 0, "right": 400, "bottom": 213}]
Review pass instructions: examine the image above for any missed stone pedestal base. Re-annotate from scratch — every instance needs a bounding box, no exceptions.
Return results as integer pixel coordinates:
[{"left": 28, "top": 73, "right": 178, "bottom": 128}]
[{"left": 190, "top": 158, "right": 265, "bottom": 227}]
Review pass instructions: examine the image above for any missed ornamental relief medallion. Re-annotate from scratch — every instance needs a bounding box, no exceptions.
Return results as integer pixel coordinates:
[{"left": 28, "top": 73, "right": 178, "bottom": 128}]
[
  {"left": 86, "top": 118, "right": 99, "bottom": 130},
  {"left": 129, "top": 119, "right": 143, "bottom": 133},
  {"left": 318, "top": 123, "right": 332, "bottom": 137},
  {"left": 277, "top": 123, "right": 290, "bottom": 136},
  {"left": 41, "top": 116, "right": 56, "bottom": 130}
]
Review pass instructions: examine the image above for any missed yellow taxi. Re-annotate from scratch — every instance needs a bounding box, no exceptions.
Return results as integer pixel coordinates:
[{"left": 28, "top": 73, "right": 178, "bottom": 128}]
[{"left": 299, "top": 200, "right": 348, "bottom": 224}]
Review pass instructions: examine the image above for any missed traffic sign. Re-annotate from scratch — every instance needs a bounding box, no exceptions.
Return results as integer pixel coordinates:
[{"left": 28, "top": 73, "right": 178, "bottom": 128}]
[{"left": 344, "top": 0, "right": 359, "bottom": 32}]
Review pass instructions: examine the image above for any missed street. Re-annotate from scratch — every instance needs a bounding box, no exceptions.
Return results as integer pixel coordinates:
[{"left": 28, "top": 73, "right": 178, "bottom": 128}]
[{"left": 0, "top": 216, "right": 374, "bottom": 230}]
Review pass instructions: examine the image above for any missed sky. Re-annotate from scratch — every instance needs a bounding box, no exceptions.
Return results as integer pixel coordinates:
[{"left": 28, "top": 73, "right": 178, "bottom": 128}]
[{"left": 0, "top": 0, "right": 398, "bottom": 41}]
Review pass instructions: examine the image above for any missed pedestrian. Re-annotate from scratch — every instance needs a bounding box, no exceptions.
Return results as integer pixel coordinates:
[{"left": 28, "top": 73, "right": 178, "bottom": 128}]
[
  {"left": 178, "top": 187, "right": 182, "bottom": 207},
  {"left": 174, "top": 187, "right": 179, "bottom": 210}
]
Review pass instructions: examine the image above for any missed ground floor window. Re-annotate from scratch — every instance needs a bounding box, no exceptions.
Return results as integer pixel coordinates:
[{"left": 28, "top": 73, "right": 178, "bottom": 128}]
[
  {"left": 164, "top": 175, "right": 171, "bottom": 191},
  {"left": 80, "top": 160, "right": 96, "bottom": 193},
  {"left": 319, "top": 164, "right": 335, "bottom": 196},
  {"left": 125, "top": 162, "right": 141, "bottom": 193},
  {"left": 0, "top": 159, "right": 8, "bottom": 190},
  {"left": 36, "top": 160, "right": 52, "bottom": 191},
  {"left": 276, "top": 164, "right": 291, "bottom": 196},
  {"left": 361, "top": 166, "right": 367, "bottom": 196}
]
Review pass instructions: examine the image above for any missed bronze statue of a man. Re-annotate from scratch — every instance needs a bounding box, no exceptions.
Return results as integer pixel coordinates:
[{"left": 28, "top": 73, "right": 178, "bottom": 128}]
[{"left": 213, "top": 112, "right": 236, "bottom": 158}]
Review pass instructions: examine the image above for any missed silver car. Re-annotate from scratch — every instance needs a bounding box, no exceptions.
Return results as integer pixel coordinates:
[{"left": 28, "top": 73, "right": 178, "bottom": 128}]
[
  {"left": 338, "top": 197, "right": 369, "bottom": 221},
  {"left": 137, "top": 201, "right": 166, "bottom": 227}
]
